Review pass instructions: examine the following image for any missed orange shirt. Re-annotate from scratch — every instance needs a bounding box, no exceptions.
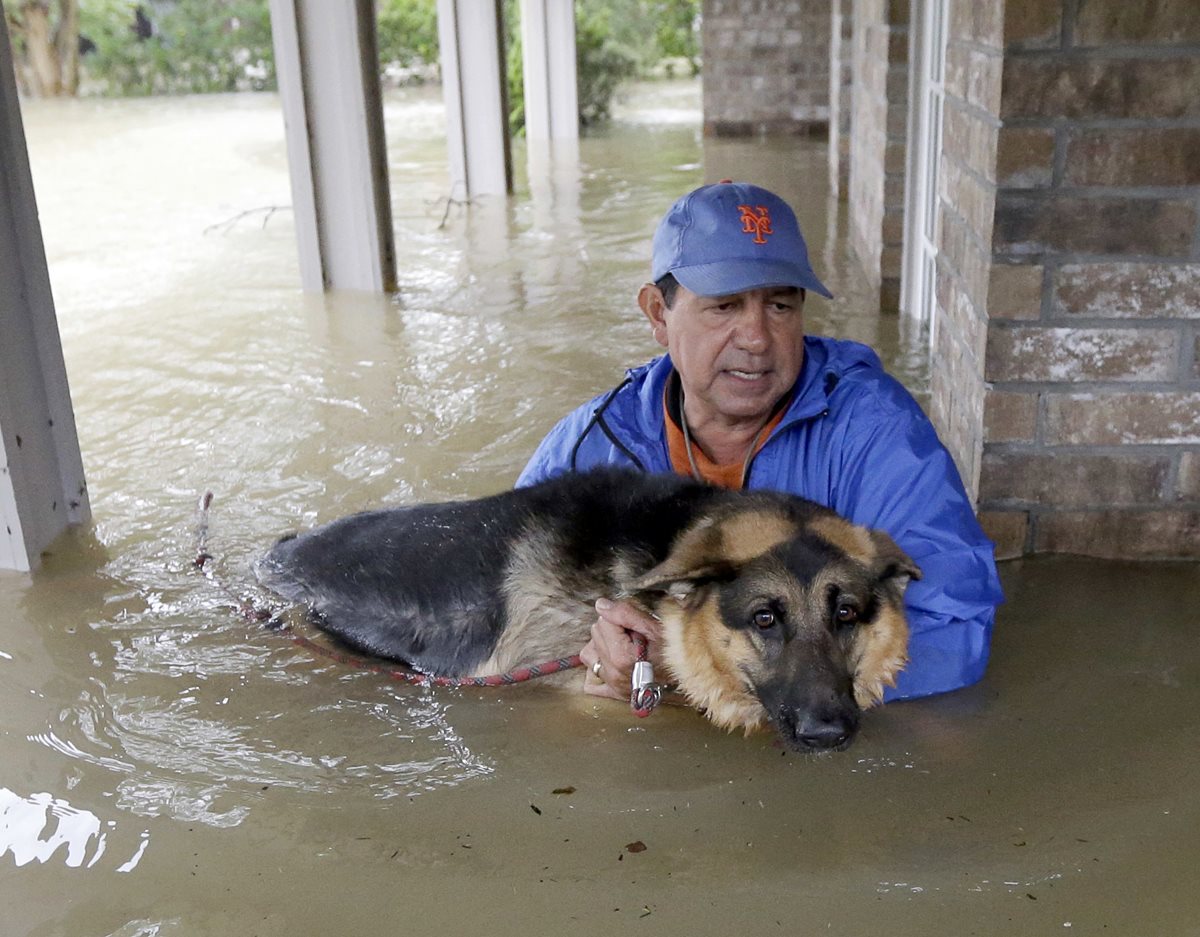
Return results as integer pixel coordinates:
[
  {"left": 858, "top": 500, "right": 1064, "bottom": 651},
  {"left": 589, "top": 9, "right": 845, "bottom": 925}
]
[{"left": 664, "top": 380, "right": 790, "bottom": 490}]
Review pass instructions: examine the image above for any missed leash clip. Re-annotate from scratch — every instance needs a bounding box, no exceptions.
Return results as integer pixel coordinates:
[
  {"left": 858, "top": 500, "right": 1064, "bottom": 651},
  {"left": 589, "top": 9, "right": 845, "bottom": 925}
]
[{"left": 631, "top": 659, "right": 663, "bottom": 717}]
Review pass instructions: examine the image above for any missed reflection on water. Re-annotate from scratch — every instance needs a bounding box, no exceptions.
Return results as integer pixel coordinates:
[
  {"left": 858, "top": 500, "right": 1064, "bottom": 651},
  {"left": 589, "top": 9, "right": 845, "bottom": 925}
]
[
  {"left": 3, "top": 79, "right": 1198, "bottom": 936},
  {"left": 0, "top": 787, "right": 148, "bottom": 872}
]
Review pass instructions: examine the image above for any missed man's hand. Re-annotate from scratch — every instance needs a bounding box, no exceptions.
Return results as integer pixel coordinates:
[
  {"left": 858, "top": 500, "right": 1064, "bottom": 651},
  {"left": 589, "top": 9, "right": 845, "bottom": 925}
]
[{"left": 579, "top": 598, "right": 663, "bottom": 701}]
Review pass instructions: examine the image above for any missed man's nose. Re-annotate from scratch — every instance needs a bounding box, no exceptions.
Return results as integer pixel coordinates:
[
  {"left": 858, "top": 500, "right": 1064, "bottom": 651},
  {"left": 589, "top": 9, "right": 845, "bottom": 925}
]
[{"left": 734, "top": 301, "right": 770, "bottom": 352}]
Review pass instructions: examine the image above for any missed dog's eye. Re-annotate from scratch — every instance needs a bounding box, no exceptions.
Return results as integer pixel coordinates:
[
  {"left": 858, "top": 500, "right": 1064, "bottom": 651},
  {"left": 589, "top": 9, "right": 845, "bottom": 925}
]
[
  {"left": 752, "top": 609, "right": 776, "bottom": 629},
  {"left": 835, "top": 603, "right": 859, "bottom": 626}
]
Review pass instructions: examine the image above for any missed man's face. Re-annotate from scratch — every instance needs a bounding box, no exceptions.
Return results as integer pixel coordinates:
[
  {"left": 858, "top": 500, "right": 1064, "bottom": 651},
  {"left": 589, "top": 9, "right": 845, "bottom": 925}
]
[{"left": 639, "top": 282, "right": 806, "bottom": 430}]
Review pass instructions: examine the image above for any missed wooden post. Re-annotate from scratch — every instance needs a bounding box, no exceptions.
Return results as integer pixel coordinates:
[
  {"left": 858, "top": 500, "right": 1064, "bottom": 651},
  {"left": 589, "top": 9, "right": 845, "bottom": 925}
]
[
  {"left": 0, "top": 14, "right": 91, "bottom": 572},
  {"left": 268, "top": 0, "right": 397, "bottom": 291}
]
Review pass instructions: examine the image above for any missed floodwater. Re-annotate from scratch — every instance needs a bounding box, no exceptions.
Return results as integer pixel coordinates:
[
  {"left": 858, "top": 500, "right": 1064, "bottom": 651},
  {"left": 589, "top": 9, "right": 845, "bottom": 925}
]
[{"left": 3, "top": 80, "right": 1198, "bottom": 936}]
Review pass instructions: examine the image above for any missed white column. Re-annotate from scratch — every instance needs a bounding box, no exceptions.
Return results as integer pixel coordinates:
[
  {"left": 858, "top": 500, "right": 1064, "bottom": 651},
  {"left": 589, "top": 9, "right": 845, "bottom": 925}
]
[
  {"left": 437, "top": 0, "right": 512, "bottom": 197},
  {"left": 520, "top": 0, "right": 579, "bottom": 141},
  {"left": 0, "top": 15, "right": 91, "bottom": 572},
  {"left": 268, "top": 0, "right": 396, "bottom": 292}
]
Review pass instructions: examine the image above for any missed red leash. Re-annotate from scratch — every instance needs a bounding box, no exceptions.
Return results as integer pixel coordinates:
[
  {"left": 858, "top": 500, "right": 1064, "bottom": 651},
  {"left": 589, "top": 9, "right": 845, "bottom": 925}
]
[
  {"left": 193, "top": 492, "right": 660, "bottom": 715},
  {"left": 284, "top": 628, "right": 583, "bottom": 687}
]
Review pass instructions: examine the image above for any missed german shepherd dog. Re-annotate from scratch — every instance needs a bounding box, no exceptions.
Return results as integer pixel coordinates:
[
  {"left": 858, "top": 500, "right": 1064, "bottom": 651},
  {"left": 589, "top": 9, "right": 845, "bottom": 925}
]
[{"left": 256, "top": 469, "right": 919, "bottom": 752}]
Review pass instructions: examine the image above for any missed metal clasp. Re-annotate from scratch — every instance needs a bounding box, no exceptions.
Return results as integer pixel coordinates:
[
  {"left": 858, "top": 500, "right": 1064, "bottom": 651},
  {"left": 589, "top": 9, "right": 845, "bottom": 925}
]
[{"left": 631, "top": 659, "right": 663, "bottom": 716}]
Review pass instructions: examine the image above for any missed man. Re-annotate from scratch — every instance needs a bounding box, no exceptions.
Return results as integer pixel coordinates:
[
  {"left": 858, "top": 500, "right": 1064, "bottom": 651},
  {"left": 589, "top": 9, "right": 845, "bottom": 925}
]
[{"left": 518, "top": 181, "right": 1003, "bottom": 705}]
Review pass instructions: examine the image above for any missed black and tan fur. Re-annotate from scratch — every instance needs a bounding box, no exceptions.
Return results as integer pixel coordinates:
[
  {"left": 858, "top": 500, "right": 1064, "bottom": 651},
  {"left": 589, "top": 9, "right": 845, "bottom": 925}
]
[{"left": 256, "top": 469, "right": 919, "bottom": 751}]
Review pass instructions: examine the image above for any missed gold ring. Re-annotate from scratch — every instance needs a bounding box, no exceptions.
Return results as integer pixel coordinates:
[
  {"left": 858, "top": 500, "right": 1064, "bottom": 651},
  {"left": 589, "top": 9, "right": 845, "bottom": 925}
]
[{"left": 592, "top": 661, "right": 603, "bottom": 679}]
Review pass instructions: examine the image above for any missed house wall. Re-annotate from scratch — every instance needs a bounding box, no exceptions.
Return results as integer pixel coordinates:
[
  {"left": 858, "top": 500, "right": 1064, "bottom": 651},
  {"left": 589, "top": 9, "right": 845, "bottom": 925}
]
[
  {"left": 979, "top": 0, "right": 1200, "bottom": 559},
  {"left": 702, "top": 0, "right": 833, "bottom": 136}
]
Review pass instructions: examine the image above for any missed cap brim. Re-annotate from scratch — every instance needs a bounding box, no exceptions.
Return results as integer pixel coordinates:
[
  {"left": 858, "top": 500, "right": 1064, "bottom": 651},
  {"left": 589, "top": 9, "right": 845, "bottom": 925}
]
[{"left": 671, "top": 258, "right": 834, "bottom": 300}]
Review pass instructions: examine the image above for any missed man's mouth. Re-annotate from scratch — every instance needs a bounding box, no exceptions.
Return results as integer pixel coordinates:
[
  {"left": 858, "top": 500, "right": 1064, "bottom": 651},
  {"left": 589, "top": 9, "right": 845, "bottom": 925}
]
[{"left": 726, "top": 369, "right": 770, "bottom": 381}]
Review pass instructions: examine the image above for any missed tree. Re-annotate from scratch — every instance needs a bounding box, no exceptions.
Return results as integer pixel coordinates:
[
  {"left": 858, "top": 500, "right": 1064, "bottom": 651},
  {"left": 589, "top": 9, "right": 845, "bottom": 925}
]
[
  {"left": 376, "top": 0, "right": 439, "bottom": 72},
  {"left": 77, "top": 0, "right": 275, "bottom": 96},
  {"left": 6, "top": 0, "right": 82, "bottom": 96},
  {"left": 646, "top": 0, "right": 700, "bottom": 76}
]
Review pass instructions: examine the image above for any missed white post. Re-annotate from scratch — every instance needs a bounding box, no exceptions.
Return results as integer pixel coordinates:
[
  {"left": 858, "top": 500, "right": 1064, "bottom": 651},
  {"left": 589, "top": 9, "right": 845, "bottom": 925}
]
[
  {"left": 268, "top": 0, "right": 396, "bottom": 291},
  {"left": 0, "top": 14, "right": 91, "bottom": 572},
  {"left": 437, "top": 0, "right": 512, "bottom": 197},
  {"left": 520, "top": 0, "right": 579, "bottom": 141}
]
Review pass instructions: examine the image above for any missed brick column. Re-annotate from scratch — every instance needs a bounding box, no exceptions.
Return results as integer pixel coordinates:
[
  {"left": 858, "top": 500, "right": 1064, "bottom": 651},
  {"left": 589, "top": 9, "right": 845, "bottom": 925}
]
[
  {"left": 979, "top": 0, "right": 1200, "bottom": 559},
  {"left": 702, "top": 0, "right": 833, "bottom": 136},
  {"left": 925, "top": 1, "right": 1005, "bottom": 498}
]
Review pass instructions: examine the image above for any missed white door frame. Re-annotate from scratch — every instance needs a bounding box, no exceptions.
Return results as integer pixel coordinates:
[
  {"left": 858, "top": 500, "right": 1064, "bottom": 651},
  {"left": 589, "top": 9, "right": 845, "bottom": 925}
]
[{"left": 899, "top": 0, "right": 949, "bottom": 350}]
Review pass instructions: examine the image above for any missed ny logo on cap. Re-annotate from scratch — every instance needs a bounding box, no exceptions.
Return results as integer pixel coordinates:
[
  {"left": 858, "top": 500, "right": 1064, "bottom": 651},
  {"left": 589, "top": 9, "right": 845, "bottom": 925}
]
[{"left": 737, "top": 204, "right": 773, "bottom": 244}]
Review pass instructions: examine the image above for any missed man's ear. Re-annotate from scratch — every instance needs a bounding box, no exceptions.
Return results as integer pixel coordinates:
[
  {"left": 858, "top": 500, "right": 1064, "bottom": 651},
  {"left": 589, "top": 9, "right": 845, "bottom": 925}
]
[{"left": 638, "top": 282, "right": 669, "bottom": 349}]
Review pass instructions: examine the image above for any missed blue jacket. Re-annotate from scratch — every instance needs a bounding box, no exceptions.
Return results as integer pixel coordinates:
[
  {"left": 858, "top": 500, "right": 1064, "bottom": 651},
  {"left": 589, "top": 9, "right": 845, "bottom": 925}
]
[{"left": 518, "top": 336, "right": 1003, "bottom": 701}]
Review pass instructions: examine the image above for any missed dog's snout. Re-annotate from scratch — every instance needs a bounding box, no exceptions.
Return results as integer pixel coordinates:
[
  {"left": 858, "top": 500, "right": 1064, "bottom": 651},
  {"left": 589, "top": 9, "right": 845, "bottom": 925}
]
[{"left": 778, "top": 703, "right": 859, "bottom": 752}]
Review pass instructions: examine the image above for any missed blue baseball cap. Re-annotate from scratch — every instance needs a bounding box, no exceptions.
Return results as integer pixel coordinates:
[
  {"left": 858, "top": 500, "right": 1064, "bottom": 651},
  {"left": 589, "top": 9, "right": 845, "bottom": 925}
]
[{"left": 651, "top": 181, "right": 833, "bottom": 299}]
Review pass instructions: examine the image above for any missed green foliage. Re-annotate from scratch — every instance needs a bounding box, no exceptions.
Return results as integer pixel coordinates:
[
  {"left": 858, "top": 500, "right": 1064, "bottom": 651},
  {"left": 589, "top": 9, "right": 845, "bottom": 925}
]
[
  {"left": 376, "top": 0, "right": 439, "bottom": 71},
  {"left": 70, "top": 0, "right": 700, "bottom": 133},
  {"left": 575, "top": 0, "right": 699, "bottom": 77},
  {"left": 573, "top": 3, "right": 640, "bottom": 128},
  {"left": 504, "top": 2, "right": 525, "bottom": 136},
  {"left": 79, "top": 0, "right": 275, "bottom": 96},
  {"left": 646, "top": 0, "right": 701, "bottom": 76},
  {"left": 506, "top": 0, "right": 698, "bottom": 135}
]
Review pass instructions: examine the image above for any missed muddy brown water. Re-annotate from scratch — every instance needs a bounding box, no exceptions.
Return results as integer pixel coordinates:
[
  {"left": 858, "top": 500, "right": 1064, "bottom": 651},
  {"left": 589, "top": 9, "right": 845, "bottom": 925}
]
[{"left": 3, "top": 81, "right": 1198, "bottom": 936}]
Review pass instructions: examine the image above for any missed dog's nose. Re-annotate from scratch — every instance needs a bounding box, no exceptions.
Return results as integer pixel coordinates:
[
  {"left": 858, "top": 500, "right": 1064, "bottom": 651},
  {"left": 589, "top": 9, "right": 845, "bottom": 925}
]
[
  {"left": 797, "top": 716, "right": 851, "bottom": 750},
  {"left": 780, "top": 706, "right": 857, "bottom": 751}
]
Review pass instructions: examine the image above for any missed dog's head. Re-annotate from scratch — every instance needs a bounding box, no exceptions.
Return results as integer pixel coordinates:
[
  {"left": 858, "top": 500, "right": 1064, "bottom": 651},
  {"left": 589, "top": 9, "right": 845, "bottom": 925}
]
[{"left": 630, "top": 504, "right": 919, "bottom": 752}]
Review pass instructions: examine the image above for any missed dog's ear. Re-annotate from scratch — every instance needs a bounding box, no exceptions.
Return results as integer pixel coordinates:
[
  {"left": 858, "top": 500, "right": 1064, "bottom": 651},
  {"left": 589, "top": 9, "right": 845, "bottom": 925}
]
[
  {"left": 628, "top": 510, "right": 802, "bottom": 608},
  {"left": 868, "top": 530, "right": 922, "bottom": 590},
  {"left": 639, "top": 575, "right": 720, "bottom": 611},
  {"left": 626, "top": 519, "right": 734, "bottom": 609}
]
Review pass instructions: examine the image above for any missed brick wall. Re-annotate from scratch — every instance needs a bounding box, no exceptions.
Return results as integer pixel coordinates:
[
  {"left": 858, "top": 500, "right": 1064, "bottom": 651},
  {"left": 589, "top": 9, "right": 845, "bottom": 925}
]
[
  {"left": 847, "top": 0, "right": 908, "bottom": 309},
  {"left": 926, "top": 0, "right": 1004, "bottom": 497},
  {"left": 978, "top": 0, "right": 1200, "bottom": 559},
  {"left": 702, "top": 0, "right": 833, "bottom": 136}
]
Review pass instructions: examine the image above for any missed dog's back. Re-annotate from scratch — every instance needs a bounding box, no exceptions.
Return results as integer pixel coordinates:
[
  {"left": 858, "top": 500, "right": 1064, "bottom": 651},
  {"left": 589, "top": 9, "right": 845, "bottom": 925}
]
[{"left": 257, "top": 470, "right": 727, "bottom": 675}]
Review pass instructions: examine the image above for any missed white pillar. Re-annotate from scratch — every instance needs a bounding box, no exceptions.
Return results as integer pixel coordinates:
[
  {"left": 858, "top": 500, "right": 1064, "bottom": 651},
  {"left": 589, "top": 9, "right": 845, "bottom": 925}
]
[
  {"left": 268, "top": 0, "right": 396, "bottom": 292},
  {"left": 437, "top": 0, "right": 512, "bottom": 197},
  {"left": 520, "top": 0, "right": 579, "bottom": 141},
  {"left": 0, "top": 15, "right": 91, "bottom": 572}
]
